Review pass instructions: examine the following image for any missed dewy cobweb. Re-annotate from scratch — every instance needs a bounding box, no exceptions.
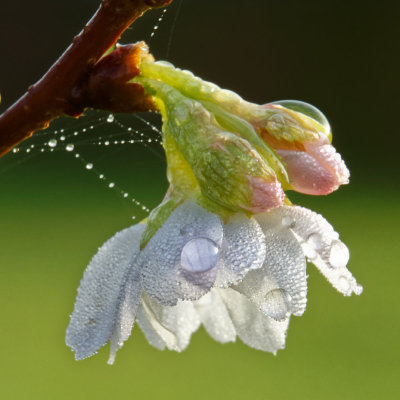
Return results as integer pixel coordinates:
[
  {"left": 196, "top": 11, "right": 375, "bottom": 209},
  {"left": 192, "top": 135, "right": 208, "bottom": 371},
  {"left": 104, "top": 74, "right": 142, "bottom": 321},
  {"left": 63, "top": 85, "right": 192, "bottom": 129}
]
[{"left": 0, "top": 110, "right": 167, "bottom": 219}]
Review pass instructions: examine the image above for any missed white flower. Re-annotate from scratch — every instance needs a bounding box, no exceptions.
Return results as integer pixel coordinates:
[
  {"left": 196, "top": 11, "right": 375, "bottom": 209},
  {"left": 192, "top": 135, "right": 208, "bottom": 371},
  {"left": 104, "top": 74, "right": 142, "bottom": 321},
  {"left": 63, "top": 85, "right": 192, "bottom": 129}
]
[{"left": 66, "top": 200, "right": 362, "bottom": 364}]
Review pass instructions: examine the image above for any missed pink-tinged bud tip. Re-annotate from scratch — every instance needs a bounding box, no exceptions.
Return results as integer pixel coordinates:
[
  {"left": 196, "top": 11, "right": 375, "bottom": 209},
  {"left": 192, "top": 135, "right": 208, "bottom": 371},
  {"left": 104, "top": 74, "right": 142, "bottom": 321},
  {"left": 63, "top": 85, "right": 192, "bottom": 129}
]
[
  {"left": 276, "top": 143, "right": 350, "bottom": 195},
  {"left": 244, "top": 176, "right": 285, "bottom": 213}
]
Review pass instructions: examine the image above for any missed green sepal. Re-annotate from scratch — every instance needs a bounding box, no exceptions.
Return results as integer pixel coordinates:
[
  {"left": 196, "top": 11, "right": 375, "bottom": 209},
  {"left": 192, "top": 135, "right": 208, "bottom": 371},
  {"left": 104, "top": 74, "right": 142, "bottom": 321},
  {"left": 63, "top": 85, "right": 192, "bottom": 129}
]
[{"left": 140, "top": 197, "right": 181, "bottom": 250}]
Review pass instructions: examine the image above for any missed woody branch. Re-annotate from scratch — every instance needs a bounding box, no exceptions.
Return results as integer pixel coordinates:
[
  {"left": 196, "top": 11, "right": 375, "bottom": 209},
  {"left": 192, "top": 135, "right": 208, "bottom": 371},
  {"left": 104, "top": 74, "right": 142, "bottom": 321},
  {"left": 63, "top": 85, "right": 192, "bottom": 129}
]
[{"left": 0, "top": 0, "right": 172, "bottom": 157}]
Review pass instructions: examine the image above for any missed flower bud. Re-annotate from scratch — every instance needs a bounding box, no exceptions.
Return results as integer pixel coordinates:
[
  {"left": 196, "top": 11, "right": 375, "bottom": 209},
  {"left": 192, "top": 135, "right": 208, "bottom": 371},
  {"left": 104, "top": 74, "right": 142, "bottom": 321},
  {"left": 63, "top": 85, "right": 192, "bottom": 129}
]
[
  {"left": 138, "top": 61, "right": 349, "bottom": 197},
  {"left": 250, "top": 101, "right": 350, "bottom": 195},
  {"left": 136, "top": 76, "right": 284, "bottom": 214}
]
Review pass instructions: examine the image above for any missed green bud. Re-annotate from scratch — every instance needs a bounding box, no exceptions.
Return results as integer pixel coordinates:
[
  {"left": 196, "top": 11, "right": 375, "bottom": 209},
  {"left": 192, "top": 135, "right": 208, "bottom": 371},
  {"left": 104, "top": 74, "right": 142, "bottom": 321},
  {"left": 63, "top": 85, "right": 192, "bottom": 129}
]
[{"left": 135, "top": 76, "right": 285, "bottom": 214}]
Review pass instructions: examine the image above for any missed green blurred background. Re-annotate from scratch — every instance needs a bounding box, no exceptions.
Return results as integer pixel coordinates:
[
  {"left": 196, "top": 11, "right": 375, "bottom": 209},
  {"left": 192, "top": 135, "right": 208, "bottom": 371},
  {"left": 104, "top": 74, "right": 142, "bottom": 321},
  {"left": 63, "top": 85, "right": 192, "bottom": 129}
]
[{"left": 0, "top": 0, "right": 399, "bottom": 399}]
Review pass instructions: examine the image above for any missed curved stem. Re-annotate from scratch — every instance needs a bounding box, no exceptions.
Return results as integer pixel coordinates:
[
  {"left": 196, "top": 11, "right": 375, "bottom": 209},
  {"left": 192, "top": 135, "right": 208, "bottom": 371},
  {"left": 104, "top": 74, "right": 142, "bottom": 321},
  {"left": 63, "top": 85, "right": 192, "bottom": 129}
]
[{"left": 0, "top": 0, "right": 172, "bottom": 157}]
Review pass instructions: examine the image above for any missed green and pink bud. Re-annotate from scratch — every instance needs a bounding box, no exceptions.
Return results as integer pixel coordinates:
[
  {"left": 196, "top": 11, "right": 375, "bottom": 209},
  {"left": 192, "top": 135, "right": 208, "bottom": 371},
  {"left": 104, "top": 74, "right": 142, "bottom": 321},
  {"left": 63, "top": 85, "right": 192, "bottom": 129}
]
[
  {"left": 249, "top": 101, "right": 349, "bottom": 196},
  {"left": 135, "top": 59, "right": 349, "bottom": 216},
  {"left": 135, "top": 76, "right": 285, "bottom": 214}
]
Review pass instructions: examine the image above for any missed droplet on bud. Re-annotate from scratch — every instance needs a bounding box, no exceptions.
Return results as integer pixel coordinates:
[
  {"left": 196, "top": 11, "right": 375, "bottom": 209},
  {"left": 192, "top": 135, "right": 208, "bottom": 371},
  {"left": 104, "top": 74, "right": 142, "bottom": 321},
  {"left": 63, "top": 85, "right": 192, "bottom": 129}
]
[{"left": 270, "top": 100, "right": 330, "bottom": 134}]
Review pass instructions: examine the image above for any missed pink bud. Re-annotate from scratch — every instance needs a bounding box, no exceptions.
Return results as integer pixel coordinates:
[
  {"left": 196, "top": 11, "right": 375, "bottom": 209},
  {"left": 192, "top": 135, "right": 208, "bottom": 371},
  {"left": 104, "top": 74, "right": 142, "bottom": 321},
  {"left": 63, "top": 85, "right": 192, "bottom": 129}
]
[
  {"left": 276, "top": 144, "right": 349, "bottom": 195},
  {"left": 245, "top": 176, "right": 285, "bottom": 213},
  {"left": 253, "top": 102, "right": 350, "bottom": 196}
]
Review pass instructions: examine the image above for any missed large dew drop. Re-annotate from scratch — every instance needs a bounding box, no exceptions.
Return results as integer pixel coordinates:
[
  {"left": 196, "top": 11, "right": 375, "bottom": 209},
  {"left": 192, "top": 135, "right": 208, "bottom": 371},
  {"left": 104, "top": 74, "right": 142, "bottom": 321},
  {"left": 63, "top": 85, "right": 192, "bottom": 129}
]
[
  {"left": 329, "top": 240, "right": 349, "bottom": 268},
  {"left": 271, "top": 100, "right": 330, "bottom": 134},
  {"left": 180, "top": 238, "right": 219, "bottom": 273},
  {"left": 262, "top": 289, "right": 291, "bottom": 321}
]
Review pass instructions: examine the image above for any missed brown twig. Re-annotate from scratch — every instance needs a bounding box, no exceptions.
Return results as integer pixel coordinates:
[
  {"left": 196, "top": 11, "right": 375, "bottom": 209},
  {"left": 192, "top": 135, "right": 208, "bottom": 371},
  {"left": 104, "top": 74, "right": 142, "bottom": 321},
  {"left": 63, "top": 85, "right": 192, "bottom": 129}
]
[{"left": 0, "top": 0, "right": 172, "bottom": 157}]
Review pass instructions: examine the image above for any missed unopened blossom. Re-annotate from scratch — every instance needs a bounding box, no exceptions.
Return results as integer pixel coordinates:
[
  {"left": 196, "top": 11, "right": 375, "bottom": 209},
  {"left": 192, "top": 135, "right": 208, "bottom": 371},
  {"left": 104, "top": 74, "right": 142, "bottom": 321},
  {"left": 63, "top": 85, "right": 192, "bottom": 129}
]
[{"left": 66, "top": 53, "right": 362, "bottom": 363}]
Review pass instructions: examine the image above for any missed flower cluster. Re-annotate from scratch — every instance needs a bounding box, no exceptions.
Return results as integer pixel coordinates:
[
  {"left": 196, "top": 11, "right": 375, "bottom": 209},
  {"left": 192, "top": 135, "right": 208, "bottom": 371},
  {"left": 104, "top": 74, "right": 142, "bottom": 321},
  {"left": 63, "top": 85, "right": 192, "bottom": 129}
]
[{"left": 66, "top": 55, "right": 362, "bottom": 363}]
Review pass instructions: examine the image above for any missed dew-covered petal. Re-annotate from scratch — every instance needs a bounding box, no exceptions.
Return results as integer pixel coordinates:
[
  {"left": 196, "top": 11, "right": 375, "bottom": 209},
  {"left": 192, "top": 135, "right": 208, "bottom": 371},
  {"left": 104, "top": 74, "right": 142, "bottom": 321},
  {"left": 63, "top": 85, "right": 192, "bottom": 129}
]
[
  {"left": 108, "top": 267, "right": 142, "bottom": 364},
  {"left": 218, "top": 288, "right": 289, "bottom": 353},
  {"left": 137, "top": 293, "right": 201, "bottom": 351},
  {"left": 270, "top": 206, "right": 362, "bottom": 296},
  {"left": 236, "top": 211, "right": 308, "bottom": 319},
  {"left": 140, "top": 201, "right": 223, "bottom": 306},
  {"left": 136, "top": 303, "right": 166, "bottom": 351},
  {"left": 66, "top": 223, "right": 146, "bottom": 360},
  {"left": 194, "top": 289, "right": 236, "bottom": 343},
  {"left": 215, "top": 214, "right": 266, "bottom": 288}
]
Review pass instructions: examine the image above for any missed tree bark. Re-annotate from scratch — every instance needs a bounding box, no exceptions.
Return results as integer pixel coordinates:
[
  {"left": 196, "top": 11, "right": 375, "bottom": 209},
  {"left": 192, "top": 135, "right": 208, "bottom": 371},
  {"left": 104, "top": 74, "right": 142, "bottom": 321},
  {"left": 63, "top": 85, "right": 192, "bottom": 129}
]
[{"left": 0, "top": 0, "right": 172, "bottom": 157}]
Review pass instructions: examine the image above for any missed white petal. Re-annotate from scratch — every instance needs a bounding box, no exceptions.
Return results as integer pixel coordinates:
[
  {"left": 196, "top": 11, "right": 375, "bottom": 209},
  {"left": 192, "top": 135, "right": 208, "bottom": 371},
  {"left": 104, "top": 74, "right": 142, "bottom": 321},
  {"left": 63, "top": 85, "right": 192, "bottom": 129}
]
[
  {"left": 271, "top": 206, "right": 362, "bottom": 296},
  {"left": 66, "top": 223, "right": 145, "bottom": 360},
  {"left": 216, "top": 214, "right": 266, "bottom": 287},
  {"left": 194, "top": 289, "right": 236, "bottom": 343},
  {"left": 137, "top": 293, "right": 201, "bottom": 351},
  {"left": 108, "top": 267, "right": 142, "bottom": 364},
  {"left": 140, "top": 201, "right": 223, "bottom": 306},
  {"left": 218, "top": 288, "right": 289, "bottom": 354},
  {"left": 136, "top": 304, "right": 166, "bottom": 351},
  {"left": 236, "top": 211, "right": 307, "bottom": 319}
]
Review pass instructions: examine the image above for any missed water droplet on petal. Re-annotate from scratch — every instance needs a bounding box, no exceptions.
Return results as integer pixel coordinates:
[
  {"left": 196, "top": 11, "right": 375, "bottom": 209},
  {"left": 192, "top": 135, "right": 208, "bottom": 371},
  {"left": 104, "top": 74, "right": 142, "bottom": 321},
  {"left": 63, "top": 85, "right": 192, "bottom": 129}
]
[
  {"left": 263, "top": 289, "right": 291, "bottom": 321},
  {"left": 107, "top": 114, "right": 114, "bottom": 123},
  {"left": 307, "top": 232, "right": 323, "bottom": 250},
  {"left": 303, "top": 244, "right": 317, "bottom": 260},
  {"left": 281, "top": 215, "right": 295, "bottom": 228},
  {"left": 65, "top": 144, "right": 74, "bottom": 152},
  {"left": 329, "top": 240, "right": 349, "bottom": 268},
  {"left": 48, "top": 139, "right": 57, "bottom": 148},
  {"left": 86, "top": 163, "right": 93, "bottom": 170},
  {"left": 338, "top": 276, "right": 351, "bottom": 292},
  {"left": 355, "top": 284, "right": 363, "bottom": 295},
  {"left": 180, "top": 238, "right": 219, "bottom": 273}
]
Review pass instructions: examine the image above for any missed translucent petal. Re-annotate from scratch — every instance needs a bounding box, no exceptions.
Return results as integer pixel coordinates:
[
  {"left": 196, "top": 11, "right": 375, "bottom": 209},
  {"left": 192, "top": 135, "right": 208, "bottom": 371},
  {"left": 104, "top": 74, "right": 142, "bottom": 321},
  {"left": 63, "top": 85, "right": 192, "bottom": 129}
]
[
  {"left": 216, "top": 214, "right": 266, "bottom": 287},
  {"left": 218, "top": 288, "right": 289, "bottom": 354},
  {"left": 108, "top": 267, "right": 142, "bottom": 364},
  {"left": 270, "top": 206, "right": 362, "bottom": 296},
  {"left": 136, "top": 303, "right": 166, "bottom": 351},
  {"left": 66, "top": 223, "right": 145, "bottom": 360},
  {"left": 140, "top": 201, "right": 223, "bottom": 305},
  {"left": 194, "top": 289, "right": 236, "bottom": 343},
  {"left": 137, "top": 293, "right": 201, "bottom": 351},
  {"left": 235, "top": 211, "right": 308, "bottom": 319}
]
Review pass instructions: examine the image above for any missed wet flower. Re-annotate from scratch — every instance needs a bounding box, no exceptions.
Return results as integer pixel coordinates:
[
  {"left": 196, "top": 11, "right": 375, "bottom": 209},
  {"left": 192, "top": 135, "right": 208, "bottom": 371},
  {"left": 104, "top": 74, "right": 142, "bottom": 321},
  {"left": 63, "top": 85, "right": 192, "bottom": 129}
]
[
  {"left": 66, "top": 201, "right": 361, "bottom": 364},
  {"left": 66, "top": 54, "right": 362, "bottom": 363}
]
